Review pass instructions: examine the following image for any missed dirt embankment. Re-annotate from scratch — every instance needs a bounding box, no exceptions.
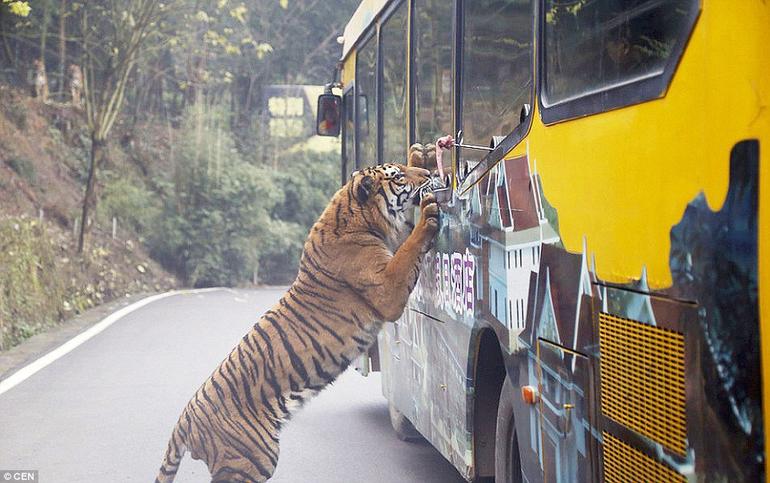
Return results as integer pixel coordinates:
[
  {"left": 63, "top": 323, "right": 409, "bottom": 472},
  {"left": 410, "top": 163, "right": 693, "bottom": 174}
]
[{"left": 0, "top": 85, "right": 178, "bottom": 351}]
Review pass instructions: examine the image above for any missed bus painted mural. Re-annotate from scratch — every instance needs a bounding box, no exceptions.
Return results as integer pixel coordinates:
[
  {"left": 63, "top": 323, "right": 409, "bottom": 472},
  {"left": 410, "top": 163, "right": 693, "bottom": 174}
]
[{"left": 381, "top": 140, "right": 762, "bottom": 481}]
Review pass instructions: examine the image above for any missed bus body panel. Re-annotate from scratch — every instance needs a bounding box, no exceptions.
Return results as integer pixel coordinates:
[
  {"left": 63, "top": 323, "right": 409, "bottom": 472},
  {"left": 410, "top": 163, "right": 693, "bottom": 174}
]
[
  {"left": 527, "top": 0, "right": 768, "bottom": 290},
  {"left": 338, "top": 0, "right": 769, "bottom": 480}
]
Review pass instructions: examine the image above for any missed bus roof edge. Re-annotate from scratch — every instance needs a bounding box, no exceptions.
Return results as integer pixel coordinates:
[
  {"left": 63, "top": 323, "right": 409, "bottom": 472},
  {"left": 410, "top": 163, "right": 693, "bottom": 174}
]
[{"left": 341, "top": 0, "right": 390, "bottom": 60}]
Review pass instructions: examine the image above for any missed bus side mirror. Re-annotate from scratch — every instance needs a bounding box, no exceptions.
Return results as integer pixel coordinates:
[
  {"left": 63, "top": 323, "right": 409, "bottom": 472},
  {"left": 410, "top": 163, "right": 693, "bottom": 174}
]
[{"left": 317, "top": 93, "right": 342, "bottom": 137}]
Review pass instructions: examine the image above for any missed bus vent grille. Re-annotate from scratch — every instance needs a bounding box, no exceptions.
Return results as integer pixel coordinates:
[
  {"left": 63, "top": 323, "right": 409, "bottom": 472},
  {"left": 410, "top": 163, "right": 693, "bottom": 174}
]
[
  {"left": 602, "top": 432, "right": 684, "bottom": 483},
  {"left": 598, "top": 312, "right": 687, "bottom": 456}
]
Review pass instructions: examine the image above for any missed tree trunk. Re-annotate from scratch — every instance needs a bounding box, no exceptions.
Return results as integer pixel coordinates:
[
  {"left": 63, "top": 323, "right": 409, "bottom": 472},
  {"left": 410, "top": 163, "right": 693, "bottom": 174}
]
[
  {"left": 0, "top": 9, "right": 16, "bottom": 68},
  {"left": 77, "top": 136, "right": 104, "bottom": 253},
  {"left": 39, "top": 0, "right": 51, "bottom": 62},
  {"left": 58, "top": 0, "right": 66, "bottom": 99}
]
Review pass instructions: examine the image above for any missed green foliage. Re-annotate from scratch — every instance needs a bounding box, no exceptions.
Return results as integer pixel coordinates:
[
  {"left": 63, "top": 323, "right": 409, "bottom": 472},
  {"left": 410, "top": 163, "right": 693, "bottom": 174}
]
[
  {"left": 0, "top": 0, "right": 352, "bottom": 287},
  {"left": 258, "top": 150, "right": 339, "bottom": 284},
  {"left": 99, "top": 177, "right": 161, "bottom": 235},
  {"left": 5, "top": 99, "right": 27, "bottom": 130},
  {"left": 189, "top": 162, "right": 279, "bottom": 287},
  {"left": 3, "top": 0, "right": 31, "bottom": 17},
  {"left": 0, "top": 218, "right": 65, "bottom": 350},
  {"left": 256, "top": 218, "right": 306, "bottom": 284},
  {"left": 6, "top": 156, "right": 36, "bottom": 183},
  {"left": 148, "top": 107, "right": 282, "bottom": 287},
  {"left": 143, "top": 106, "right": 339, "bottom": 287},
  {"left": 270, "top": 150, "right": 339, "bottom": 227}
]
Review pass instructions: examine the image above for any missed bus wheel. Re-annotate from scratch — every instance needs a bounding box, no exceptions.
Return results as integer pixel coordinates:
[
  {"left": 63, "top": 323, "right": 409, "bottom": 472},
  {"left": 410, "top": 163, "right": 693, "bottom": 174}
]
[
  {"left": 388, "top": 401, "right": 423, "bottom": 442},
  {"left": 495, "top": 378, "right": 522, "bottom": 483}
]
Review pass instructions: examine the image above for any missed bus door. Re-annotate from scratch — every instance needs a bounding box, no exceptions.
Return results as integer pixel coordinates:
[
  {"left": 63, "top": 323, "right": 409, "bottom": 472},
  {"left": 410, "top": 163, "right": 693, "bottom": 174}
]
[{"left": 536, "top": 339, "right": 597, "bottom": 483}]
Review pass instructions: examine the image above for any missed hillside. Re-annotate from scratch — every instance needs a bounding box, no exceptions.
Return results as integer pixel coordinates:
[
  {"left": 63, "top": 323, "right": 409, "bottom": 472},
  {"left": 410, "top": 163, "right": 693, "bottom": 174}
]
[{"left": 0, "top": 85, "right": 178, "bottom": 351}]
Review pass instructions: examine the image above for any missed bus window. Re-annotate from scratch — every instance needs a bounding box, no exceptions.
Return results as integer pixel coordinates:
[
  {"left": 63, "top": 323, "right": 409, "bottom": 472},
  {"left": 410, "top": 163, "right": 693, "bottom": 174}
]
[
  {"left": 356, "top": 35, "right": 378, "bottom": 166},
  {"left": 342, "top": 87, "right": 356, "bottom": 179},
  {"left": 413, "top": 0, "right": 453, "bottom": 143},
  {"left": 460, "top": 0, "right": 533, "bottom": 162},
  {"left": 381, "top": 3, "right": 408, "bottom": 165},
  {"left": 542, "top": 0, "right": 696, "bottom": 107}
]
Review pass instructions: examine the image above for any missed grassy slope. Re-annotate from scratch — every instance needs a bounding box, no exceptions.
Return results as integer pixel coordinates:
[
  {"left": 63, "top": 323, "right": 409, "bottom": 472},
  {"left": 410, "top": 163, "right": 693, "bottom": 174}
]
[{"left": 0, "top": 85, "right": 178, "bottom": 351}]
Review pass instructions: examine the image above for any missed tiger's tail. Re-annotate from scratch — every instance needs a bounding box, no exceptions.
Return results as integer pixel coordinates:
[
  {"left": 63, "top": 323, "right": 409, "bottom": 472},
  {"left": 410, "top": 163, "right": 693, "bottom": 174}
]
[{"left": 154, "top": 423, "right": 187, "bottom": 483}]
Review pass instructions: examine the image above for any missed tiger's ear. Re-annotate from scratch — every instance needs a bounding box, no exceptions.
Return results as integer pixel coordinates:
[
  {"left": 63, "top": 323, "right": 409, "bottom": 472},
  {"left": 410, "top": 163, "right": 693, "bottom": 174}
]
[{"left": 356, "top": 175, "right": 375, "bottom": 203}]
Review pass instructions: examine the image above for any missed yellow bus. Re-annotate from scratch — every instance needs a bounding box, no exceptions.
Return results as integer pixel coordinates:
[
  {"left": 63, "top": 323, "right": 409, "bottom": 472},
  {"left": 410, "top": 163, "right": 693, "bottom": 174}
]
[{"left": 318, "top": 1, "right": 769, "bottom": 481}]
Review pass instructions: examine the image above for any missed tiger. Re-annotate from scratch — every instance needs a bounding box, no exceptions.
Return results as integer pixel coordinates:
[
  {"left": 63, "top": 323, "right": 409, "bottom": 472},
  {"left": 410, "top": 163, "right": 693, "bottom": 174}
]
[
  {"left": 32, "top": 59, "right": 48, "bottom": 103},
  {"left": 155, "top": 163, "right": 439, "bottom": 483}
]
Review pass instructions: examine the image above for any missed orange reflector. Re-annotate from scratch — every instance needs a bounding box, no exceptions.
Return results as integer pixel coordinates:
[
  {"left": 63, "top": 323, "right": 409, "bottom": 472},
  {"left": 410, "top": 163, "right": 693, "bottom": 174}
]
[{"left": 521, "top": 385, "right": 539, "bottom": 405}]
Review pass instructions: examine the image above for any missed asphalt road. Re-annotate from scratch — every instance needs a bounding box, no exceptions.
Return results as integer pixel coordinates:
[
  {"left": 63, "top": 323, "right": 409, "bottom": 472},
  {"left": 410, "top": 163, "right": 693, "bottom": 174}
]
[{"left": 0, "top": 288, "right": 466, "bottom": 483}]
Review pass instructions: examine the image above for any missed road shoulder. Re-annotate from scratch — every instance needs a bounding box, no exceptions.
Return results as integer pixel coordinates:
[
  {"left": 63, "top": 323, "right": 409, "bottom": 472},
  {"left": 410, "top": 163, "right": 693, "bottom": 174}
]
[{"left": 0, "top": 292, "right": 154, "bottom": 381}]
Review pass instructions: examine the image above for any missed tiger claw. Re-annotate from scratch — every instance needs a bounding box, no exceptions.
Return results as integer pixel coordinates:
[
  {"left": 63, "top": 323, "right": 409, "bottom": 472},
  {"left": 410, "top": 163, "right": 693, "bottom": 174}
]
[
  {"left": 420, "top": 192, "right": 436, "bottom": 210},
  {"left": 420, "top": 196, "right": 439, "bottom": 235}
]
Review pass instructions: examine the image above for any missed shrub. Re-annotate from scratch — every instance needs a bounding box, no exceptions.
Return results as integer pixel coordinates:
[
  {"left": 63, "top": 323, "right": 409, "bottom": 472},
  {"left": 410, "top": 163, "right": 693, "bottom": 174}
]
[
  {"left": 145, "top": 106, "right": 340, "bottom": 287},
  {"left": 99, "top": 177, "right": 160, "bottom": 235},
  {"left": 258, "top": 149, "right": 339, "bottom": 284},
  {"left": 0, "top": 218, "right": 65, "bottom": 350},
  {"left": 5, "top": 99, "right": 27, "bottom": 130},
  {"left": 6, "top": 156, "right": 36, "bottom": 184},
  {"left": 148, "top": 107, "right": 282, "bottom": 287}
]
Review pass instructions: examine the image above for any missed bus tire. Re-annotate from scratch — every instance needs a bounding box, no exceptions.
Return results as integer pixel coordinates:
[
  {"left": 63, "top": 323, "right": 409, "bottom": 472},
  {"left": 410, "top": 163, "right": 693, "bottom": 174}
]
[
  {"left": 388, "top": 401, "right": 423, "bottom": 442},
  {"left": 495, "top": 378, "right": 522, "bottom": 483}
]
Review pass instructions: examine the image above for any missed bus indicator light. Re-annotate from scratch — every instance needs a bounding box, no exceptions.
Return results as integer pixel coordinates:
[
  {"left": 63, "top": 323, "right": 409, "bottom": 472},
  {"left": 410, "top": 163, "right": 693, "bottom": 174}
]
[{"left": 521, "top": 385, "right": 539, "bottom": 405}]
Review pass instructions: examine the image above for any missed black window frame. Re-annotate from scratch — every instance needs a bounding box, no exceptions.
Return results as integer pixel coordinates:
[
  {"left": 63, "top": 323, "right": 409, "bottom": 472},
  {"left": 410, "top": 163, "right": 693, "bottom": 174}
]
[
  {"left": 355, "top": 29, "right": 378, "bottom": 167},
  {"left": 376, "top": 19, "right": 384, "bottom": 166},
  {"left": 341, "top": 81, "right": 355, "bottom": 185},
  {"left": 378, "top": 0, "right": 409, "bottom": 166},
  {"left": 537, "top": 0, "right": 702, "bottom": 125},
  {"left": 408, "top": 0, "right": 415, "bottom": 146},
  {"left": 456, "top": 0, "right": 537, "bottom": 196},
  {"left": 352, "top": 0, "right": 408, "bottom": 168},
  {"left": 409, "top": 0, "right": 456, "bottom": 148}
]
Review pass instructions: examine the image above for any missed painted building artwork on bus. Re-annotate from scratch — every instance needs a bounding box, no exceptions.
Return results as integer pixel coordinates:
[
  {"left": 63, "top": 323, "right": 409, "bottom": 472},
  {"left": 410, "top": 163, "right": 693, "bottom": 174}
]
[{"left": 381, "top": 140, "right": 762, "bottom": 481}]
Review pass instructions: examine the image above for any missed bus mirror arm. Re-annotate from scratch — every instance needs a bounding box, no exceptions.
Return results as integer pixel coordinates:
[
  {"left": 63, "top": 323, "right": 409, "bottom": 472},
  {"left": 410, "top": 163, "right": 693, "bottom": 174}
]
[
  {"left": 454, "top": 130, "right": 495, "bottom": 153},
  {"left": 452, "top": 130, "right": 496, "bottom": 186},
  {"left": 324, "top": 82, "right": 344, "bottom": 94}
]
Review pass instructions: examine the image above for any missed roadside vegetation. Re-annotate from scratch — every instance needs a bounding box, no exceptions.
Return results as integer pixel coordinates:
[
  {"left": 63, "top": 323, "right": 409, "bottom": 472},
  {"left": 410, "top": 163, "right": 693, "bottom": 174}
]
[{"left": 0, "top": 0, "right": 357, "bottom": 350}]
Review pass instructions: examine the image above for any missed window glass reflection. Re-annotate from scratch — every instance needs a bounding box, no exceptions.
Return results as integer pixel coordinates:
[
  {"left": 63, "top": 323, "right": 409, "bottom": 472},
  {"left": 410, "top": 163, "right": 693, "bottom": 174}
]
[
  {"left": 414, "top": 0, "right": 453, "bottom": 144},
  {"left": 381, "top": 4, "right": 408, "bottom": 164},
  {"left": 461, "top": 0, "right": 533, "bottom": 162},
  {"left": 543, "top": 0, "right": 695, "bottom": 105},
  {"left": 356, "top": 36, "right": 378, "bottom": 166}
]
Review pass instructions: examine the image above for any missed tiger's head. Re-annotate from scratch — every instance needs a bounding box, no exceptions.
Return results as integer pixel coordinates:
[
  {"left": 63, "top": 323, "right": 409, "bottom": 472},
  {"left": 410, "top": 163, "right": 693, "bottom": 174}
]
[
  {"left": 352, "top": 164, "right": 430, "bottom": 213},
  {"left": 347, "top": 163, "right": 431, "bottom": 247}
]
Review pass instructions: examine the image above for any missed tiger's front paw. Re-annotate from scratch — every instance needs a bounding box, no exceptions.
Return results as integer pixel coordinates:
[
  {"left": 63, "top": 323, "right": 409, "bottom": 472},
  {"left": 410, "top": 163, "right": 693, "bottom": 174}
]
[{"left": 418, "top": 193, "right": 439, "bottom": 239}]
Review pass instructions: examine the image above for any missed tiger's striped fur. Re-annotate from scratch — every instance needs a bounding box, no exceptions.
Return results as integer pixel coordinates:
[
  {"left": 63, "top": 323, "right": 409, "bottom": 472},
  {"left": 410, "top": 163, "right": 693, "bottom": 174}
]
[{"left": 155, "top": 164, "right": 437, "bottom": 483}]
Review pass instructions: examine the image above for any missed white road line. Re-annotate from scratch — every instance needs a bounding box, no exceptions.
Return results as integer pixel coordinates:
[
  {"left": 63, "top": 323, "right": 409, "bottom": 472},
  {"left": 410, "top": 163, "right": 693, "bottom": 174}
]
[{"left": 0, "top": 288, "right": 225, "bottom": 397}]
